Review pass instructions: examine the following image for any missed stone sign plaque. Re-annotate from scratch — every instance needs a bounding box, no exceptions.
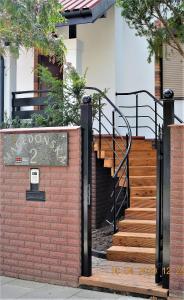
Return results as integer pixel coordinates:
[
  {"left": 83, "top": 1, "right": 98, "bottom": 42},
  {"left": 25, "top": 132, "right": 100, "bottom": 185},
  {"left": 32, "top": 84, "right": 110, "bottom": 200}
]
[{"left": 3, "top": 132, "right": 68, "bottom": 166}]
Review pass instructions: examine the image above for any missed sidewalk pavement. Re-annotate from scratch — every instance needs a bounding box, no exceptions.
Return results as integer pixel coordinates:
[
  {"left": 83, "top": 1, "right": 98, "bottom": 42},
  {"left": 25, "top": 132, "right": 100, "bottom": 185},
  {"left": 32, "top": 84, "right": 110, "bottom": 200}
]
[{"left": 0, "top": 276, "right": 145, "bottom": 300}]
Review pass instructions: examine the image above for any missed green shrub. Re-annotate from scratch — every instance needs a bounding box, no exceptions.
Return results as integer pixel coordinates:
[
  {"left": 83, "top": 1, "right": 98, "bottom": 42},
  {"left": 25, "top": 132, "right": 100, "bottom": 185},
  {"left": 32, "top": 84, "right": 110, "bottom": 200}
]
[{"left": 1, "top": 64, "right": 105, "bottom": 129}]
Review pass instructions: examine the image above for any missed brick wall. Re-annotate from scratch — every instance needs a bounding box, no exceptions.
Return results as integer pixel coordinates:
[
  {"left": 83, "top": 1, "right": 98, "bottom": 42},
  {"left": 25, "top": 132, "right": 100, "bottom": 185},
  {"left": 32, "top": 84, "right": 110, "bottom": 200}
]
[
  {"left": 0, "top": 127, "right": 81, "bottom": 287},
  {"left": 170, "top": 124, "right": 184, "bottom": 298}
]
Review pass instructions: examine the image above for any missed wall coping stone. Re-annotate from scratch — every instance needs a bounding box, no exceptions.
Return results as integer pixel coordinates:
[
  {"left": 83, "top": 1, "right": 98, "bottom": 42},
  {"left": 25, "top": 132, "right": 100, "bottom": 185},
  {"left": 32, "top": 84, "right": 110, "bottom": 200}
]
[
  {"left": 169, "top": 124, "right": 184, "bottom": 128},
  {"left": 0, "top": 126, "right": 80, "bottom": 134}
]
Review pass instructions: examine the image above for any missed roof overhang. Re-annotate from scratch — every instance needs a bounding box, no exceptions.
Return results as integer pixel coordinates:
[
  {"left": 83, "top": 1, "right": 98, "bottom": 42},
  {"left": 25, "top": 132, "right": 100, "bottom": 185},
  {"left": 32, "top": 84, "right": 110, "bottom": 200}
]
[{"left": 58, "top": 0, "right": 115, "bottom": 26}]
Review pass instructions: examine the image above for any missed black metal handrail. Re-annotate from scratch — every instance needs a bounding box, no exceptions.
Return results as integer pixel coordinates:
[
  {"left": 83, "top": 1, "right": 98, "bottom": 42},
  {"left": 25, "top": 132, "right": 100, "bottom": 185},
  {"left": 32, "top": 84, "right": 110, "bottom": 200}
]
[
  {"left": 85, "top": 87, "right": 132, "bottom": 233},
  {"left": 116, "top": 90, "right": 183, "bottom": 129}
]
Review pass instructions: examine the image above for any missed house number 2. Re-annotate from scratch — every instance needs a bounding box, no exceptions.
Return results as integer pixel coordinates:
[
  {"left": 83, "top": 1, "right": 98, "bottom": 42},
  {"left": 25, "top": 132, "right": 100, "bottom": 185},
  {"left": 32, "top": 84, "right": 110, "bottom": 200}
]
[{"left": 30, "top": 148, "right": 38, "bottom": 164}]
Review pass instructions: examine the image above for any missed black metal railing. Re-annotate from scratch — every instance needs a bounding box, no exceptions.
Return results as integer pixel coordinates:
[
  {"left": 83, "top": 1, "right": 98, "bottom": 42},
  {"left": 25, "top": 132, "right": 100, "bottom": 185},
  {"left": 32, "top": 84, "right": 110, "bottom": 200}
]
[
  {"left": 116, "top": 90, "right": 183, "bottom": 144},
  {"left": 85, "top": 87, "right": 132, "bottom": 233},
  {"left": 12, "top": 90, "right": 50, "bottom": 119},
  {"left": 80, "top": 88, "right": 132, "bottom": 275}
]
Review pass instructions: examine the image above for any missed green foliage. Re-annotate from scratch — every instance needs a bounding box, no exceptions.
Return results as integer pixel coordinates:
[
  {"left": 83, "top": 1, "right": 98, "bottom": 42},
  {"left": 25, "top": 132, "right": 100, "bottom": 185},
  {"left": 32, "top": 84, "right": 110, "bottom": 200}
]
[
  {"left": 1, "top": 65, "right": 105, "bottom": 128},
  {"left": 0, "top": 0, "right": 66, "bottom": 63},
  {"left": 31, "top": 64, "right": 105, "bottom": 127},
  {"left": 117, "top": 0, "right": 184, "bottom": 61},
  {"left": 1, "top": 113, "right": 31, "bottom": 129}
]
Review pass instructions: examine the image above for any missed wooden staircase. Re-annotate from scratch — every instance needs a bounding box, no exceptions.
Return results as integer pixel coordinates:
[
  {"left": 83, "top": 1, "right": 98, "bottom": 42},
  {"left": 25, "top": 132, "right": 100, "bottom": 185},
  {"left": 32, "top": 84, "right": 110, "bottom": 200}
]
[{"left": 94, "top": 136, "right": 157, "bottom": 264}]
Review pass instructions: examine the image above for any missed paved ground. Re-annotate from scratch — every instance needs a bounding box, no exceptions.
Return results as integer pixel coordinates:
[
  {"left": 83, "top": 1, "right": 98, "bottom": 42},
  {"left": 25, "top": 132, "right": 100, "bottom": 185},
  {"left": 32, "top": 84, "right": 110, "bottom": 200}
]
[{"left": 0, "top": 276, "right": 145, "bottom": 300}]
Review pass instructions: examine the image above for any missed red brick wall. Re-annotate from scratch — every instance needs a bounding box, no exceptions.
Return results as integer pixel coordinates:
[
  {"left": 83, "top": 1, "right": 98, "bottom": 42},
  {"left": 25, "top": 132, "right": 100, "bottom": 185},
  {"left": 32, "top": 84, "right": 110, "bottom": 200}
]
[
  {"left": 170, "top": 125, "right": 184, "bottom": 298},
  {"left": 0, "top": 127, "right": 81, "bottom": 287}
]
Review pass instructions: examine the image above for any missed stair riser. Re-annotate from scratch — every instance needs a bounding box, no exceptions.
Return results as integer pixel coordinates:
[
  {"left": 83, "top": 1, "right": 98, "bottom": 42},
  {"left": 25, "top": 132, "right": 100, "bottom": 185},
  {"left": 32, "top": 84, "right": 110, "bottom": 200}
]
[
  {"left": 131, "top": 199, "right": 156, "bottom": 208},
  {"left": 129, "top": 177, "right": 156, "bottom": 187},
  {"left": 113, "top": 236, "right": 156, "bottom": 248},
  {"left": 129, "top": 167, "right": 156, "bottom": 176},
  {"left": 119, "top": 223, "right": 156, "bottom": 233},
  {"left": 94, "top": 143, "right": 153, "bottom": 152},
  {"left": 115, "top": 169, "right": 156, "bottom": 177},
  {"left": 125, "top": 211, "right": 156, "bottom": 220},
  {"left": 99, "top": 151, "right": 156, "bottom": 159},
  {"left": 104, "top": 159, "right": 156, "bottom": 168},
  {"left": 107, "top": 251, "right": 155, "bottom": 264},
  {"left": 131, "top": 189, "right": 156, "bottom": 197}
]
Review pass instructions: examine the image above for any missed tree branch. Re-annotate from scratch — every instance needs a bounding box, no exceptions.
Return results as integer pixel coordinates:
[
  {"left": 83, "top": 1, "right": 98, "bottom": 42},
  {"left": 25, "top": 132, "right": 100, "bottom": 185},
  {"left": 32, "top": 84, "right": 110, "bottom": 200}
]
[{"left": 155, "top": 5, "right": 184, "bottom": 58}]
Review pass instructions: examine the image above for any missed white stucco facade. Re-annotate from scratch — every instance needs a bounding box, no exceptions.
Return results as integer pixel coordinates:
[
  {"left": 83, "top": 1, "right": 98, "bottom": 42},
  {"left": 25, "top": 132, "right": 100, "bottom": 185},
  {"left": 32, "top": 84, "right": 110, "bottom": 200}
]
[
  {"left": 2, "top": 5, "right": 164, "bottom": 137},
  {"left": 3, "top": 53, "right": 17, "bottom": 119}
]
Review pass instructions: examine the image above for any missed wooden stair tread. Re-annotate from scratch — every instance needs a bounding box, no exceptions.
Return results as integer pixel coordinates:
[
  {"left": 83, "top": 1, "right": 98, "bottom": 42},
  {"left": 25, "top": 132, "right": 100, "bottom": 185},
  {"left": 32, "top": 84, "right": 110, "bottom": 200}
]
[
  {"left": 130, "top": 175, "right": 156, "bottom": 179},
  {"left": 132, "top": 186, "right": 156, "bottom": 189},
  {"left": 126, "top": 208, "right": 156, "bottom": 212},
  {"left": 119, "top": 219, "right": 156, "bottom": 225},
  {"left": 79, "top": 274, "right": 168, "bottom": 298},
  {"left": 131, "top": 196, "right": 156, "bottom": 200},
  {"left": 113, "top": 232, "right": 156, "bottom": 248},
  {"left": 130, "top": 166, "right": 156, "bottom": 169},
  {"left": 107, "top": 246, "right": 156, "bottom": 263},
  {"left": 108, "top": 246, "right": 155, "bottom": 254},
  {"left": 99, "top": 150, "right": 156, "bottom": 159},
  {"left": 114, "top": 232, "right": 156, "bottom": 238}
]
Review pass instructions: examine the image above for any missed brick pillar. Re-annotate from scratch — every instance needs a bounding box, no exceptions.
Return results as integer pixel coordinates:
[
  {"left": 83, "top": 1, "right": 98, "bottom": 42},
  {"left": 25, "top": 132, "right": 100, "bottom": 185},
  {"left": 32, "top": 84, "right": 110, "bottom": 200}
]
[
  {"left": 170, "top": 124, "right": 184, "bottom": 298},
  {"left": 0, "top": 127, "right": 81, "bottom": 287}
]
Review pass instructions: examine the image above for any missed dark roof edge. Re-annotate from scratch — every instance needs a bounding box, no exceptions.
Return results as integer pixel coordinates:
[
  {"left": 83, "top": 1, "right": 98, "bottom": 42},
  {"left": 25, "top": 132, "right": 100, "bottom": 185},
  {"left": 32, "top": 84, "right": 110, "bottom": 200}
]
[
  {"left": 57, "top": 0, "right": 115, "bottom": 27},
  {"left": 63, "top": 9, "right": 92, "bottom": 19}
]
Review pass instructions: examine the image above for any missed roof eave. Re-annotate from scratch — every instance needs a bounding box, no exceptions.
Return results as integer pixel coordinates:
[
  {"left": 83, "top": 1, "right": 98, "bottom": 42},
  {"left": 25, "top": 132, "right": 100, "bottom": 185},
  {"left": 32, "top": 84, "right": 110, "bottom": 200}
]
[{"left": 57, "top": 0, "right": 115, "bottom": 27}]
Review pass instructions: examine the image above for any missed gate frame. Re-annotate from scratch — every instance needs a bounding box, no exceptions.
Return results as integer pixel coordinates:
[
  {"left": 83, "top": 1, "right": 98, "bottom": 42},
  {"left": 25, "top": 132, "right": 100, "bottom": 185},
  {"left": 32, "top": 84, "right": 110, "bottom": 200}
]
[{"left": 81, "top": 96, "right": 92, "bottom": 277}]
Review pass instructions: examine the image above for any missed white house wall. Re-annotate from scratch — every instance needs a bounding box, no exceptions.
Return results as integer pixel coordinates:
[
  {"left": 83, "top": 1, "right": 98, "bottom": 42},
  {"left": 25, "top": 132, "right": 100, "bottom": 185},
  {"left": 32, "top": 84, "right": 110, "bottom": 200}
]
[
  {"left": 114, "top": 7, "right": 156, "bottom": 138},
  {"left": 59, "top": 7, "right": 116, "bottom": 133},
  {"left": 3, "top": 53, "right": 17, "bottom": 119},
  {"left": 16, "top": 49, "right": 34, "bottom": 93},
  {"left": 4, "top": 5, "right": 157, "bottom": 137}
]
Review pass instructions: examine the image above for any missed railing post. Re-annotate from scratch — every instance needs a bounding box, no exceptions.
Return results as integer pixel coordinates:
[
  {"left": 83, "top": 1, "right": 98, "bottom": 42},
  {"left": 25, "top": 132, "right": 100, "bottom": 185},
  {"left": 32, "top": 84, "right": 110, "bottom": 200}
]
[
  {"left": 162, "top": 89, "right": 174, "bottom": 289},
  {"left": 155, "top": 102, "right": 158, "bottom": 147},
  {"left": 155, "top": 126, "right": 163, "bottom": 284},
  {"left": 12, "top": 92, "right": 16, "bottom": 119},
  {"left": 81, "top": 96, "right": 92, "bottom": 277},
  {"left": 112, "top": 110, "right": 116, "bottom": 234},
  {"left": 136, "top": 94, "right": 139, "bottom": 136},
  {"left": 126, "top": 134, "right": 130, "bottom": 208},
  {"left": 98, "top": 97, "right": 102, "bottom": 158}
]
